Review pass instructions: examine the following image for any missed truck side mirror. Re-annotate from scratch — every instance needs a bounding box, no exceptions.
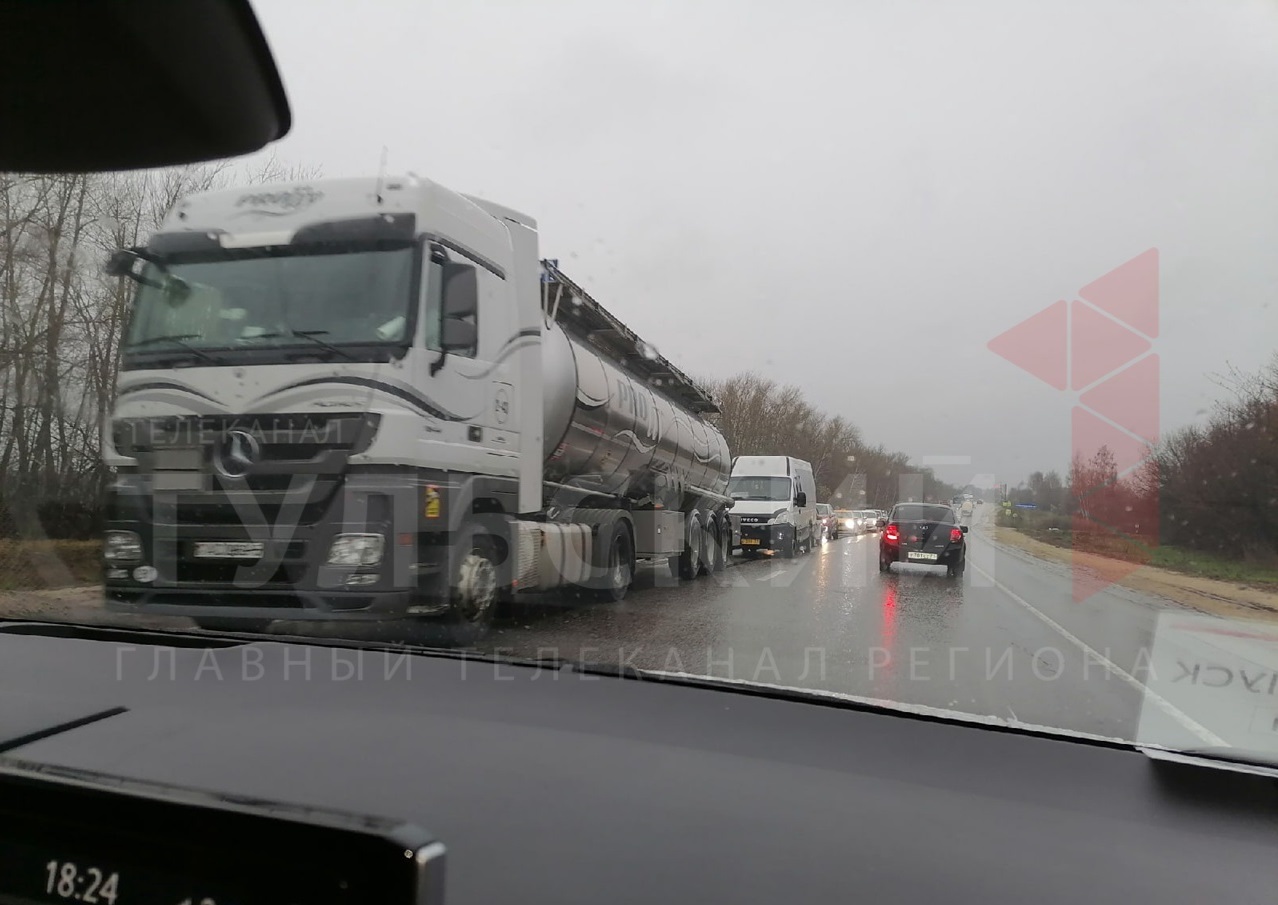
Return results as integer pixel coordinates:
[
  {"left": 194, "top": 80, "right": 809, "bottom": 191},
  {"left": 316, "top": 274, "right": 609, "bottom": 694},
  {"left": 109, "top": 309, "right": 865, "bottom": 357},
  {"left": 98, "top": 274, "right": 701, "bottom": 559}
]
[
  {"left": 795, "top": 491, "right": 807, "bottom": 508},
  {"left": 105, "top": 249, "right": 142, "bottom": 277},
  {"left": 440, "top": 318, "right": 478, "bottom": 352},
  {"left": 431, "top": 261, "right": 479, "bottom": 371},
  {"left": 442, "top": 262, "right": 478, "bottom": 318}
]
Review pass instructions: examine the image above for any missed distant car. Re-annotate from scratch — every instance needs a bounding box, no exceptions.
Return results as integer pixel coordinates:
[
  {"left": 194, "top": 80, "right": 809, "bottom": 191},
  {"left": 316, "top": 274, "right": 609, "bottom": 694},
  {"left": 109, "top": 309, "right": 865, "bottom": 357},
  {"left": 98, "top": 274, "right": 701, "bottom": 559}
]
[
  {"left": 858, "top": 509, "right": 881, "bottom": 533},
  {"left": 816, "top": 503, "right": 839, "bottom": 540},
  {"left": 880, "top": 502, "right": 968, "bottom": 578},
  {"left": 977, "top": 499, "right": 984, "bottom": 505},
  {"left": 834, "top": 509, "right": 860, "bottom": 534}
]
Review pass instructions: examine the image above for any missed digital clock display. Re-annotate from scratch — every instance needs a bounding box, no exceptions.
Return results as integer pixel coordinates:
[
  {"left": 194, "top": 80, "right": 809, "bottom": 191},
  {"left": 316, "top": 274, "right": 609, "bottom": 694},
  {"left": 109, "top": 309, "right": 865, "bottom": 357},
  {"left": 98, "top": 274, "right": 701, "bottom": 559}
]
[
  {"left": 0, "top": 837, "right": 240, "bottom": 905},
  {"left": 0, "top": 761, "right": 444, "bottom": 905}
]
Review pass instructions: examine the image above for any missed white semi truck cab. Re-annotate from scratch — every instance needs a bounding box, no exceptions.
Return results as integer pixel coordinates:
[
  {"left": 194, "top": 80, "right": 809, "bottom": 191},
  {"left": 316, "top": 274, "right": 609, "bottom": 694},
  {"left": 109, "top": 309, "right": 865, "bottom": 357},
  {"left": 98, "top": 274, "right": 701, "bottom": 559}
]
[{"left": 101, "top": 175, "right": 732, "bottom": 640}]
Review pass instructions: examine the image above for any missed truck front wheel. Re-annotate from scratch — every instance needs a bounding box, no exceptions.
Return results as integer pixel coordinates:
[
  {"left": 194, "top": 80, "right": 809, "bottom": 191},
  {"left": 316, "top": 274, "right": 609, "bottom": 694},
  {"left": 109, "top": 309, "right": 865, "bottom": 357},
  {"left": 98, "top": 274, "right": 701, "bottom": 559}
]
[{"left": 445, "top": 535, "right": 500, "bottom": 645}]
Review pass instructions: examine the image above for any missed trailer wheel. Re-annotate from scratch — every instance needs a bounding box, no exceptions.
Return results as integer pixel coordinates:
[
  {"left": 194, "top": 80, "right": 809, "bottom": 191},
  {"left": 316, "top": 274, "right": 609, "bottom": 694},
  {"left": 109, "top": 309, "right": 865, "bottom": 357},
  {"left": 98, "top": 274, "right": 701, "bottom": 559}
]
[
  {"left": 590, "top": 524, "right": 634, "bottom": 603},
  {"left": 675, "top": 514, "right": 702, "bottom": 580},
  {"left": 696, "top": 516, "right": 716, "bottom": 577},
  {"left": 709, "top": 519, "right": 728, "bottom": 573}
]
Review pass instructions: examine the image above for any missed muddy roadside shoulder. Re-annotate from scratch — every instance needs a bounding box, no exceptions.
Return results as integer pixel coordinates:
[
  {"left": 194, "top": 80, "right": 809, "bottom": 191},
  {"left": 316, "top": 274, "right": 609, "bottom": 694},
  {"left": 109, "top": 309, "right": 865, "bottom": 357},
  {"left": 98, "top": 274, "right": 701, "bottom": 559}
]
[
  {"left": 989, "top": 524, "right": 1278, "bottom": 622},
  {"left": 0, "top": 584, "right": 189, "bottom": 630}
]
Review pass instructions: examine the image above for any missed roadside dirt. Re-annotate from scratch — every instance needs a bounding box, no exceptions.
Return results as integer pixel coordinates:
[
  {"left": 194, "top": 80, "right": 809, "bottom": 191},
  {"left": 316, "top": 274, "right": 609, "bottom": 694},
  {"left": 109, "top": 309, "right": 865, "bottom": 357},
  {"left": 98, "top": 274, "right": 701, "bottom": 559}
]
[
  {"left": 0, "top": 585, "right": 188, "bottom": 630},
  {"left": 992, "top": 525, "right": 1278, "bottom": 623}
]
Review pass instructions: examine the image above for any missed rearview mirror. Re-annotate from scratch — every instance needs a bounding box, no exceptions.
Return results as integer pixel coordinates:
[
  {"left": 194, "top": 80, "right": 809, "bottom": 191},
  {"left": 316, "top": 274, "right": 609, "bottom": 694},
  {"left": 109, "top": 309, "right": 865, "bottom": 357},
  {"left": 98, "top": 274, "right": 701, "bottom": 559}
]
[
  {"left": 1, "top": 0, "right": 291, "bottom": 172},
  {"left": 961, "top": 525, "right": 969, "bottom": 534},
  {"left": 795, "top": 491, "right": 807, "bottom": 508}
]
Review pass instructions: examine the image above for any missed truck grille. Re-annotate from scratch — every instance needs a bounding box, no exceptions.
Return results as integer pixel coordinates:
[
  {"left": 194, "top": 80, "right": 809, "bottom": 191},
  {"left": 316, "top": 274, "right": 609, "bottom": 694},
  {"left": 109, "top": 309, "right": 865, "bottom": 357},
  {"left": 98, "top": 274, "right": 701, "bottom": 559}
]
[{"left": 114, "top": 413, "right": 375, "bottom": 528}]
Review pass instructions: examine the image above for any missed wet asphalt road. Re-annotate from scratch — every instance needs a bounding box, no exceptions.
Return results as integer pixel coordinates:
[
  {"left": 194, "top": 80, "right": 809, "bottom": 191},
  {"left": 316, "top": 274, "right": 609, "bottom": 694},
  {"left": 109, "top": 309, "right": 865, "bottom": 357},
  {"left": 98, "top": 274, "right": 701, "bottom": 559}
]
[
  {"left": 43, "top": 505, "right": 1268, "bottom": 747},
  {"left": 470, "top": 507, "right": 1215, "bottom": 746}
]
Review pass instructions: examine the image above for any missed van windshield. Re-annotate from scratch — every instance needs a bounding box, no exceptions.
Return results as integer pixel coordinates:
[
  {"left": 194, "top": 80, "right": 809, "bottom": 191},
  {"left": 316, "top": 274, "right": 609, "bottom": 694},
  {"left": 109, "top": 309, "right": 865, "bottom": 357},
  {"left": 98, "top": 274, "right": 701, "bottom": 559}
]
[{"left": 728, "top": 476, "right": 793, "bottom": 501}]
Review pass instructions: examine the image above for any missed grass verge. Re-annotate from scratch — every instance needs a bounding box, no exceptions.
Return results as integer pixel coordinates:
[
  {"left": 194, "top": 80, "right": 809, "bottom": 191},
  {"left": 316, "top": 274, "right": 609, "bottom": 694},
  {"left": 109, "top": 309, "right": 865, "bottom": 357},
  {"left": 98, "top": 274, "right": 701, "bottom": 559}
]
[
  {"left": 991, "top": 524, "right": 1278, "bottom": 621},
  {"left": 0, "top": 539, "right": 100, "bottom": 591}
]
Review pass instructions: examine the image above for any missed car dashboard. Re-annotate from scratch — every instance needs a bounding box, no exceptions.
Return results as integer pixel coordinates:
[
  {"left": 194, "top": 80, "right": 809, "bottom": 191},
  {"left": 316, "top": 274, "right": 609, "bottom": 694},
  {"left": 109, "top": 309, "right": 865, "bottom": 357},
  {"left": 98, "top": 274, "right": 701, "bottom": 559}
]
[{"left": 0, "top": 622, "right": 1275, "bottom": 905}]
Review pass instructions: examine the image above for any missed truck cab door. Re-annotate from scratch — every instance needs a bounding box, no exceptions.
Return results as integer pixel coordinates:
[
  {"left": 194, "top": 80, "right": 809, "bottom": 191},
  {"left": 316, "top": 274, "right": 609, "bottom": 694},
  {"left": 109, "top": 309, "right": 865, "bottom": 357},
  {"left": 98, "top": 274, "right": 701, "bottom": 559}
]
[{"left": 414, "top": 245, "right": 520, "bottom": 474}]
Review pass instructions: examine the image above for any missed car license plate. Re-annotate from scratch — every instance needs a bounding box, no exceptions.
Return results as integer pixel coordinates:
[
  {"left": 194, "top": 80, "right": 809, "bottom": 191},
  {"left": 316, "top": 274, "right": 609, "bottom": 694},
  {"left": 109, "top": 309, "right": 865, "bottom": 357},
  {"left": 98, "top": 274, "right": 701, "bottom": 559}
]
[
  {"left": 193, "top": 541, "right": 264, "bottom": 560},
  {"left": 907, "top": 551, "right": 938, "bottom": 561},
  {"left": 741, "top": 538, "right": 761, "bottom": 545}
]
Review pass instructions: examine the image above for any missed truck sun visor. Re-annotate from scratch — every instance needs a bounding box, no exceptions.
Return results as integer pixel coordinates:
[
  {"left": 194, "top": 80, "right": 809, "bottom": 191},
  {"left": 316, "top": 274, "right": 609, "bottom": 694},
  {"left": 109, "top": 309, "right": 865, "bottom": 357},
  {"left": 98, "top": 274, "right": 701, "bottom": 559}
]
[{"left": 291, "top": 213, "right": 417, "bottom": 245}]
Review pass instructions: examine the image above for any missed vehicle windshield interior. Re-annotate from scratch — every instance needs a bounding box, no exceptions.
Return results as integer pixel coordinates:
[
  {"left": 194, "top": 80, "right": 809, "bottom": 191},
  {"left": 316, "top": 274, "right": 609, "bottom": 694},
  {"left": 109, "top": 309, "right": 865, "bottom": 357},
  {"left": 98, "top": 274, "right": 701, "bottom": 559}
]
[{"left": 2, "top": 2, "right": 1277, "bottom": 899}]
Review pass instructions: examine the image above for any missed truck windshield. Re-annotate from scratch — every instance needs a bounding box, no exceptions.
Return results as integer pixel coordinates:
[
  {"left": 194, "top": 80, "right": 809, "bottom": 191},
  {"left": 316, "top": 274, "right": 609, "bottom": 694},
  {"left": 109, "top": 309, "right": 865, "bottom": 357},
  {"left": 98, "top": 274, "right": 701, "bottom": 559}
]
[
  {"left": 729, "top": 476, "right": 793, "bottom": 501},
  {"left": 122, "top": 244, "right": 416, "bottom": 361}
]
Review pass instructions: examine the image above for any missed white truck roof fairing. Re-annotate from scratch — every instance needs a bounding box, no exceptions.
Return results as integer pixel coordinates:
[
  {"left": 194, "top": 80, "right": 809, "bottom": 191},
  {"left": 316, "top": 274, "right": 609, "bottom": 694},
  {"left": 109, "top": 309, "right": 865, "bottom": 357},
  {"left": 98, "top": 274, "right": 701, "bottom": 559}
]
[
  {"left": 154, "top": 175, "right": 513, "bottom": 270},
  {"left": 460, "top": 194, "right": 537, "bottom": 229}
]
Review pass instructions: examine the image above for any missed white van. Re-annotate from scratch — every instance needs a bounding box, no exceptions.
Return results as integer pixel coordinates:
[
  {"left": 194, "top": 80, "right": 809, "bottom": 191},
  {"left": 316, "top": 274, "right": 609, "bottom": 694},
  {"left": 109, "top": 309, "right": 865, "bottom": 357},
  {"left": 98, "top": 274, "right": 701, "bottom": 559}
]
[{"left": 728, "top": 455, "right": 819, "bottom": 558}]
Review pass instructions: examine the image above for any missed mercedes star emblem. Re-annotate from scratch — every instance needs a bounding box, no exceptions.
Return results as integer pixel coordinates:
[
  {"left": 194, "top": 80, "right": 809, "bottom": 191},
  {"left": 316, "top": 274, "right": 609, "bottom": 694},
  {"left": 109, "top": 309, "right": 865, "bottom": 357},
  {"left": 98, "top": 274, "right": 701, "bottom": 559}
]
[{"left": 214, "top": 429, "right": 260, "bottom": 478}]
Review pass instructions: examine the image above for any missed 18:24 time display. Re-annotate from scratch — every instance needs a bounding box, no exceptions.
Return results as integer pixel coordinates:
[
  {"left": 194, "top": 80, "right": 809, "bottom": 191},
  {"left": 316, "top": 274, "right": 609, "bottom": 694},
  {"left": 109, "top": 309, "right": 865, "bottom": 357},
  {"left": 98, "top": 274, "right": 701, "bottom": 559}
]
[
  {"left": 44, "top": 861, "right": 119, "bottom": 905},
  {"left": 40, "top": 859, "right": 220, "bottom": 905}
]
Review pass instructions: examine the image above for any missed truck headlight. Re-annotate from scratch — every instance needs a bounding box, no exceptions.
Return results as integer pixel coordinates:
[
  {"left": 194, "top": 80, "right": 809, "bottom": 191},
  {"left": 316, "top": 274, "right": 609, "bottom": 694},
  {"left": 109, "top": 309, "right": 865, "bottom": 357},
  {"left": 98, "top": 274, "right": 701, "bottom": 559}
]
[
  {"left": 327, "top": 534, "right": 384, "bottom": 567},
  {"left": 104, "top": 530, "right": 143, "bottom": 563}
]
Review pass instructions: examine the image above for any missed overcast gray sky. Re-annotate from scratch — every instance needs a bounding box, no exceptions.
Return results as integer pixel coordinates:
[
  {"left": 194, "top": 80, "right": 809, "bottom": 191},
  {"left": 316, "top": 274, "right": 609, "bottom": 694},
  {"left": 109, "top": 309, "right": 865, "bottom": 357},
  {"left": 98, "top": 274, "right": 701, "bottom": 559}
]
[{"left": 238, "top": 0, "right": 1278, "bottom": 486}]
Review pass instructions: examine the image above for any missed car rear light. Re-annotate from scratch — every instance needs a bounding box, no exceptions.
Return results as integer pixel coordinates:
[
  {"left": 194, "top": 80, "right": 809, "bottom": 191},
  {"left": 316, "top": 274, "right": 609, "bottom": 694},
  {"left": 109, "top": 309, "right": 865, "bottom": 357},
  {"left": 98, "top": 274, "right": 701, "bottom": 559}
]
[
  {"left": 884, "top": 524, "right": 900, "bottom": 543},
  {"left": 950, "top": 528, "right": 963, "bottom": 543}
]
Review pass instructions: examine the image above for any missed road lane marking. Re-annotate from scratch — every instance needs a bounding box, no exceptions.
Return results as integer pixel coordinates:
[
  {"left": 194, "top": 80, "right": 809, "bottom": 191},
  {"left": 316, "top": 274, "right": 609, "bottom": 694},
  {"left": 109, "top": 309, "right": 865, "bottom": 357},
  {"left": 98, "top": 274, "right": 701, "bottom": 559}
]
[{"left": 971, "top": 562, "right": 1225, "bottom": 746}]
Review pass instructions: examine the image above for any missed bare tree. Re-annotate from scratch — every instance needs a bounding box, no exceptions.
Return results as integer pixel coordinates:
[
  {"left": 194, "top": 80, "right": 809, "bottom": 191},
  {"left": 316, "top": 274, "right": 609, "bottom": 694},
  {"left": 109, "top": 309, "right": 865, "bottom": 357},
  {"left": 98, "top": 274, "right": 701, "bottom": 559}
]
[
  {"left": 0, "top": 157, "right": 321, "bottom": 539},
  {"left": 706, "top": 371, "right": 958, "bottom": 505}
]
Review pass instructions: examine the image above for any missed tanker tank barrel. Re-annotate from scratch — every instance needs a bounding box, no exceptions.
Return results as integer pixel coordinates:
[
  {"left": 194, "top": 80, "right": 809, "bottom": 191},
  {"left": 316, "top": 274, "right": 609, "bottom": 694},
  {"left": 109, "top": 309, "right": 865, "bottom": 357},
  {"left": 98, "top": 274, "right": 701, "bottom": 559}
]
[{"left": 540, "top": 259, "right": 719, "bottom": 415}]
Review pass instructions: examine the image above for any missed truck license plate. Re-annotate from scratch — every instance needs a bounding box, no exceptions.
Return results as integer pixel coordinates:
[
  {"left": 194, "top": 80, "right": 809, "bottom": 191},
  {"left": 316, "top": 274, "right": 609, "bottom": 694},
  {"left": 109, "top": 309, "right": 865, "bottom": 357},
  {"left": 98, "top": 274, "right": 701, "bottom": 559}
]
[
  {"left": 907, "top": 551, "right": 938, "bottom": 561},
  {"left": 741, "top": 538, "right": 761, "bottom": 546},
  {"left": 193, "top": 542, "right": 264, "bottom": 560}
]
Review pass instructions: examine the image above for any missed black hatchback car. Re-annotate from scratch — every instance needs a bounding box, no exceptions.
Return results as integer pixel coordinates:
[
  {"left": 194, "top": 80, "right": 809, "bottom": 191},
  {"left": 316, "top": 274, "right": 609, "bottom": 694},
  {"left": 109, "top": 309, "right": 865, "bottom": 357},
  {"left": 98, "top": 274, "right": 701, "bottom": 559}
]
[{"left": 879, "top": 503, "right": 968, "bottom": 577}]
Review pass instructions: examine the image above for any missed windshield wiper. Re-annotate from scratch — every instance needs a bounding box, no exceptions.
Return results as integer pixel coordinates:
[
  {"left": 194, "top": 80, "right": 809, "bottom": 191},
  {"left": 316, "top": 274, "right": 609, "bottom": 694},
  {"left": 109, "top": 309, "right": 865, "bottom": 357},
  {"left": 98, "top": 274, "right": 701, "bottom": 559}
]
[
  {"left": 255, "top": 329, "right": 356, "bottom": 361},
  {"left": 125, "top": 334, "right": 219, "bottom": 364}
]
